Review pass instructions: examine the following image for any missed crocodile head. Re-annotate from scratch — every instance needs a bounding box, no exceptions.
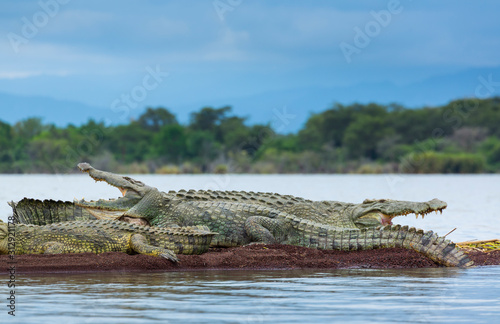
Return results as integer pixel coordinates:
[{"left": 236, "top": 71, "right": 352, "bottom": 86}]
[
  {"left": 74, "top": 162, "right": 153, "bottom": 220},
  {"left": 351, "top": 198, "right": 447, "bottom": 228}
]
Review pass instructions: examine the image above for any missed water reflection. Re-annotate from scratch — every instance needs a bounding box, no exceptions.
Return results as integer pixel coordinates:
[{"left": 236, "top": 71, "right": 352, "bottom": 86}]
[{"left": 2, "top": 267, "right": 498, "bottom": 323}]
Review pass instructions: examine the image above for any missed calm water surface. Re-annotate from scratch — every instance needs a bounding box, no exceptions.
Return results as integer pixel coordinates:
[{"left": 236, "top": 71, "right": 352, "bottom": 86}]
[
  {"left": 3, "top": 268, "right": 500, "bottom": 323},
  {"left": 1, "top": 174, "right": 499, "bottom": 323}
]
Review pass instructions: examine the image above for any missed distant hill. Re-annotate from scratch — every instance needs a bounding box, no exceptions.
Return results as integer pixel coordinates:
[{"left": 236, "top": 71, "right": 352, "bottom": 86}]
[
  {"left": 1, "top": 66, "right": 499, "bottom": 132},
  {"left": 177, "top": 66, "right": 500, "bottom": 132},
  {"left": 0, "top": 92, "right": 115, "bottom": 126}
]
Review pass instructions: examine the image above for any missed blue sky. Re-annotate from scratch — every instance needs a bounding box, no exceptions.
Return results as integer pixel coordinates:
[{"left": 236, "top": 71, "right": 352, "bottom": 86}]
[{"left": 1, "top": 0, "right": 500, "bottom": 128}]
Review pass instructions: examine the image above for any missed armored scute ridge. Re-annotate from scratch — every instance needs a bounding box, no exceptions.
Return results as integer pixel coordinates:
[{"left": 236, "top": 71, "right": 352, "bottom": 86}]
[{"left": 10, "top": 199, "right": 97, "bottom": 225}]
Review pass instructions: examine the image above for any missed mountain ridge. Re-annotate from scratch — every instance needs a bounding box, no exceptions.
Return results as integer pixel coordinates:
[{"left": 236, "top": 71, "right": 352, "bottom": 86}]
[{"left": 1, "top": 66, "right": 499, "bottom": 132}]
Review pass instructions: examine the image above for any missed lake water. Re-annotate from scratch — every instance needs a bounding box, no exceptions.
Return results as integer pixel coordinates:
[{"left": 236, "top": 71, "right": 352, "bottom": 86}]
[
  {"left": 1, "top": 174, "right": 499, "bottom": 323},
  {"left": 4, "top": 268, "right": 500, "bottom": 323}
]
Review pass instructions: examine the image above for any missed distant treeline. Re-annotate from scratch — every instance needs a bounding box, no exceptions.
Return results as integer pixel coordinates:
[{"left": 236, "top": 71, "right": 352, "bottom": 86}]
[{"left": 1, "top": 97, "right": 500, "bottom": 174}]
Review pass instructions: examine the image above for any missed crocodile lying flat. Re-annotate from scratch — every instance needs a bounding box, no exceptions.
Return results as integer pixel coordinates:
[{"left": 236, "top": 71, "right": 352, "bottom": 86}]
[
  {"left": 75, "top": 162, "right": 447, "bottom": 230},
  {"left": 0, "top": 218, "right": 216, "bottom": 262},
  {"left": 73, "top": 163, "right": 472, "bottom": 266},
  {"left": 12, "top": 163, "right": 472, "bottom": 266},
  {"left": 11, "top": 198, "right": 472, "bottom": 267}
]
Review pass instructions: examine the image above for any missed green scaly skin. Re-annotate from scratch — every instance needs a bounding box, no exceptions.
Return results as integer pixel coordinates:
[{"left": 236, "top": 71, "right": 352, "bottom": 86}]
[
  {"left": 114, "top": 190, "right": 473, "bottom": 267},
  {"left": 14, "top": 163, "right": 472, "bottom": 267},
  {"left": 8, "top": 202, "right": 473, "bottom": 267},
  {"left": 75, "top": 162, "right": 448, "bottom": 229},
  {"left": 0, "top": 219, "right": 216, "bottom": 262}
]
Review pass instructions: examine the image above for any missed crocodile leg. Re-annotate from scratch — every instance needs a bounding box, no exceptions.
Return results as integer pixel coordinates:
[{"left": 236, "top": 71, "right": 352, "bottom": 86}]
[
  {"left": 244, "top": 216, "right": 278, "bottom": 243},
  {"left": 130, "top": 234, "right": 179, "bottom": 262}
]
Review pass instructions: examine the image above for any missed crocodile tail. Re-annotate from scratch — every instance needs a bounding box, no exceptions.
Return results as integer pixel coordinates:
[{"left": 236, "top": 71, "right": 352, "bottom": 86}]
[
  {"left": 9, "top": 198, "right": 95, "bottom": 225},
  {"left": 290, "top": 221, "right": 473, "bottom": 267},
  {"left": 376, "top": 225, "right": 474, "bottom": 267}
]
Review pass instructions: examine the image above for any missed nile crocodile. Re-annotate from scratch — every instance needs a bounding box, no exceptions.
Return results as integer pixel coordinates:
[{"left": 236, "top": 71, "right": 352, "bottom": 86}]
[
  {"left": 10, "top": 199, "right": 472, "bottom": 267},
  {"left": 13, "top": 163, "right": 472, "bottom": 266},
  {"left": 1, "top": 217, "right": 216, "bottom": 261},
  {"left": 74, "top": 163, "right": 447, "bottom": 230},
  {"left": 75, "top": 163, "right": 473, "bottom": 266}
]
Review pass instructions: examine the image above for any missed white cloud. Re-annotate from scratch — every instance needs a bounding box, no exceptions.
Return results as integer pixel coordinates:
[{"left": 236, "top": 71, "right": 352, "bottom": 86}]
[
  {"left": 0, "top": 70, "right": 73, "bottom": 80},
  {"left": 0, "top": 71, "right": 43, "bottom": 79}
]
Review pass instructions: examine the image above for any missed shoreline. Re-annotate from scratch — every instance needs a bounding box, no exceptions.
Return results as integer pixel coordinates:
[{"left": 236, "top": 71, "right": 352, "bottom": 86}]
[{"left": 2, "top": 244, "right": 499, "bottom": 274}]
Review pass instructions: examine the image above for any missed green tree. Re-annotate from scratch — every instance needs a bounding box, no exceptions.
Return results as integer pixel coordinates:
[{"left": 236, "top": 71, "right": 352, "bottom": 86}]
[
  {"left": 343, "top": 115, "right": 394, "bottom": 159},
  {"left": 297, "top": 103, "right": 390, "bottom": 151},
  {"left": 216, "top": 116, "right": 249, "bottom": 150},
  {"left": 13, "top": 117, "right": 45, "bottom": 139},
  {"left": 479, "top": 136, "right": 500, "bottom": 170},
  {"left": 27, "top": 138, "right": 70, "bottom": 171},
  {"left": 0, "top": 121, "right": 14, "bottom": 171},
  {"left": 105, "top": 123, "right": 153, "bottom": 163},
  {"left": 138, "top": 107, "right": 178, "bottom": 131},
  {"left": 189, "top": 106, "right": 231, "bottom": 132},
  {"left": 297, "top": 114, "right": 324, "bottom": 151},
  {"left": 185, "top": 130, "right": 219, "bottom": 171},
  {"left": 245, "top": 124, "right": 275, "bottom": 158},
  {"left": 151, "top": 124, "right": 187, "bottom": 163}
]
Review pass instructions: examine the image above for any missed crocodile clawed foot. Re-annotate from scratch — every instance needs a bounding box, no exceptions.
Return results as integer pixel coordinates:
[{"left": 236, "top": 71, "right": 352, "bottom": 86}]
[{"left": 160, "top": 252, "right": 179, "bottom": 263}]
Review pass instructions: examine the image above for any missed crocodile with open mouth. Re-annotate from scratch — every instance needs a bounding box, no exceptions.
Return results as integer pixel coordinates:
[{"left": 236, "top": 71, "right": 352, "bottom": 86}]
[
  {"left": 11, "top": 163, "right": 472, "bottom": 267},
  {"left": 74, "top": 162, "right": 447, "bottom": 230}
]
